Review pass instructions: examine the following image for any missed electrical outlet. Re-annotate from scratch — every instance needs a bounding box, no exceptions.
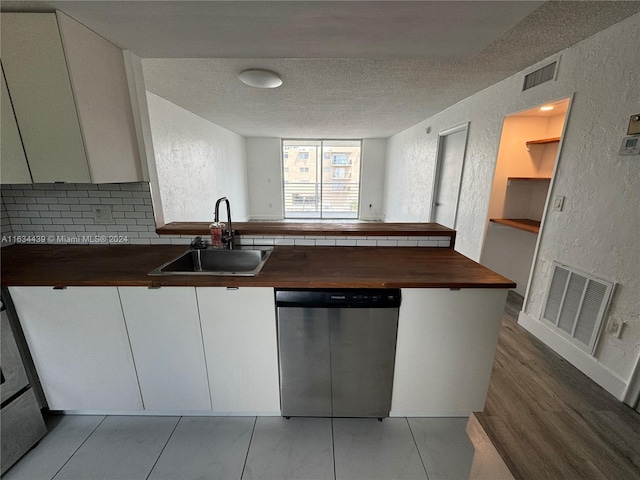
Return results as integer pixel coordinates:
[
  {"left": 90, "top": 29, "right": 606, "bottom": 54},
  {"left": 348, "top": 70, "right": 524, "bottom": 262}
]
[
  {"left": 607, "top": 319, "right": 624, "bottom": 339},
  {"left": 553, "top": 195, "right": 565, "bottom": 212},
  {"left": 91, "top": 205, "right": 114, "bottom": 224}
]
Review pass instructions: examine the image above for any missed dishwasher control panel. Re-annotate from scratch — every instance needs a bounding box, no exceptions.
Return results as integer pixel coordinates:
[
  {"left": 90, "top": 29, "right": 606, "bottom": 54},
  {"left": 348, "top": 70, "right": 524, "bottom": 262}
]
[{"left": 275, "top": 289, "right": 401, "bottom": 308}]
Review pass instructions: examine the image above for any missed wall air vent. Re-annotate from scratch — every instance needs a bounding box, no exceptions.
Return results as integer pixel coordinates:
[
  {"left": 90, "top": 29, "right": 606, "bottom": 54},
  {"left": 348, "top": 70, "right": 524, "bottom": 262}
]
[
  {"left": 522, "top": 60, "right": 558, "bottom": 91},
  {"left": 542, "top": 261, "right": 615, "bottom": 354}
]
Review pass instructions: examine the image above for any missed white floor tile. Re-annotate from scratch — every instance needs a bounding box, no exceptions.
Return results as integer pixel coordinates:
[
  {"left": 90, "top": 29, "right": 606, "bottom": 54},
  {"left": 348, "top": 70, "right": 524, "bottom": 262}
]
[
  {"left": 408, "top": 417, "right": 474, "bottom": 480},
  {"left": 148, "top": 416, "right": 254, "bottom": 480},
  {"left": 3, "top": 415, "right": 104, "bottom": 480},
  {"left": 53, "top": 415, "right": 179, "bottom": 480},
  {"left": 333, "top": 418, "right": 428, "bottom": 480},
  {"left": 242, "top": 417, "right": 333, "bottom": 480}
]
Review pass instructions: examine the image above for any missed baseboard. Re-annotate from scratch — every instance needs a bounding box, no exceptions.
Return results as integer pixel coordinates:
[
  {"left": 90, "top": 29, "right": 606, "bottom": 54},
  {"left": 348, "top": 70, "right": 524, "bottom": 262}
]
[{"left": 518, "top": 311, "right": 628, "bottom": 400}]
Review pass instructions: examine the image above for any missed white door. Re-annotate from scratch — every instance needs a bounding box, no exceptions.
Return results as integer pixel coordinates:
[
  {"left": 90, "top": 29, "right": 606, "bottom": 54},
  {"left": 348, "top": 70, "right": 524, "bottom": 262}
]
[{"left": 430, "top": 123, "right": 469, "bottom": 228}]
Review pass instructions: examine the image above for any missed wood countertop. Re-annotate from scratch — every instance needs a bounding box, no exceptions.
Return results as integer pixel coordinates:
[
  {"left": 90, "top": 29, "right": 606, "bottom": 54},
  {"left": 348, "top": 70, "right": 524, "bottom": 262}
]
[
  {"left": 158, "top": 221, "right": 455, "bottom": 239},
  {"left": 0, "top": 245, "right": 515, "bottom": 289}
]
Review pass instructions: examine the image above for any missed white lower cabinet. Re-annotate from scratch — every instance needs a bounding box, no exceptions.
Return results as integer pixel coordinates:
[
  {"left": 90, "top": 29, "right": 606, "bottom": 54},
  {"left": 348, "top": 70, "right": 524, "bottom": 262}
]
[
  {"left": 8, "top": 287, "right": 143, "bottom": 411},
  {"left": 197, "top": 287, "right": 280, "bottom": 415},
  {"left": 391, "top": 288, "right": 508, "bottom": 417},
  {"left": 118, "top": 287, "right": 211, "bottom": 411}
]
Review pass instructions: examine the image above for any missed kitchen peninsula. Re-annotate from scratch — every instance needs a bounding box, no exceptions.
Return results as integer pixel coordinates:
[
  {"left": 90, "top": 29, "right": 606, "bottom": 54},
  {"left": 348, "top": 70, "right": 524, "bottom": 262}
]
[{"left": 1, "top": 232, "right": 514, "bottom": 418}]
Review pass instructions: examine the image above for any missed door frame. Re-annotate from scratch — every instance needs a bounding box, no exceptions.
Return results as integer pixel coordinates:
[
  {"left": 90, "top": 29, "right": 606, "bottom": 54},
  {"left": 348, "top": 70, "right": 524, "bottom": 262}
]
[{"left": 429, "top": 122, "right": 469, "bottom": 228}]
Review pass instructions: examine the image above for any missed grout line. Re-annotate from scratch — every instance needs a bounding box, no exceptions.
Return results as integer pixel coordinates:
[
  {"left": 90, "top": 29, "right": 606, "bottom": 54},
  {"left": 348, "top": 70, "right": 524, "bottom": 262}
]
[
  {"left": 51, "top": 414, "right": 108, "bottom": 480},
  {"left": 331, "top": 417, "right": 337, "bottom": 480},
  {"left": 240, "top": 416, "right": 258, "bottom": 479},
  {"left": 145, "top": 416, "right": 182, "bottom": 480},
  {"left": 406, "top": 417, "right": 431, "bottom": 480}
]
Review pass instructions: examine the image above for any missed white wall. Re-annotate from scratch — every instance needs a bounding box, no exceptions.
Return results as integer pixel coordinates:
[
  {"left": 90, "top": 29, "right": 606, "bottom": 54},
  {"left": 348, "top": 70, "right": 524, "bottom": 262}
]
[
  {"left": 245, "top": 137, "right": 386, "bottom": 220},
  {"left": 245, "top": 138, "right": 284, "bottom": 220},
  {"left": 383, "top": 14, "right": 640, "bottom": 392},
  {"left": 359, "top": 138, "right": 386, "bottom": 220},
  {"left": 146, "top": 92, "right": 249, "bottom": 223}
]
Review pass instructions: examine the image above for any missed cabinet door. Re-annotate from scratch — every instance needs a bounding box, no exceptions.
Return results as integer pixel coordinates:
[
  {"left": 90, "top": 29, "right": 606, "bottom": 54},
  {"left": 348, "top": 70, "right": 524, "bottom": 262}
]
[
  {"left": 0, "top": 68, "right": 31, "bottom": 184},
  {"left": 57, "top": 12, "right": 144, "bottom": 183},
  {"left": 1, "top": 14, "right": 90, "bottom": 183},
  {"left": 8, "top": 287, "right": 142, "bottom": 411},
  {"left": 197, "top": 287, "right": 280, "bottom": 414},
  {"left": 118, "top": 287, "right": 211, "bottom": 411},
  {"left": 391, "top": 288, "right": 507, "bottom": 417}
]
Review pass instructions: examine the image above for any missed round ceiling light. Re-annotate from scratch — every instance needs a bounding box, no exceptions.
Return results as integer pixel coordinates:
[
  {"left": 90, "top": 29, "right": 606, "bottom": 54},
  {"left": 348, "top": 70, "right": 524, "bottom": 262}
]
[{"left": 239, "top": 69, "right": 282, "bottom": 89}]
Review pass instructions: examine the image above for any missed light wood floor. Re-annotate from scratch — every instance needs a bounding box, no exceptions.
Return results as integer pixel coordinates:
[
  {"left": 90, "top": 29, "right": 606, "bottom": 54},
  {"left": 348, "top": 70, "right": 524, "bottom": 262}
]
[{"left": 476, "top": 293, "right": 640, "bottom": 480}]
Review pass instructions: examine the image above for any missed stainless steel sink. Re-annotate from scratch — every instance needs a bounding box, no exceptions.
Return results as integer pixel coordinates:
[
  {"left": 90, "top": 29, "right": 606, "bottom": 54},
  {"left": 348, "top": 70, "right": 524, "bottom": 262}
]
[{"left": 148, "top": 247, "right": 273, "bottom": 276}]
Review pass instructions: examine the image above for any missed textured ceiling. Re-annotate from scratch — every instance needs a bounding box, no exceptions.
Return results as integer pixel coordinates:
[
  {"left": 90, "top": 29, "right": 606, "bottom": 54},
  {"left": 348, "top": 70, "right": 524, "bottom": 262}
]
[{"left": 3, "top": 1, "right": 640, "bottom": 138}]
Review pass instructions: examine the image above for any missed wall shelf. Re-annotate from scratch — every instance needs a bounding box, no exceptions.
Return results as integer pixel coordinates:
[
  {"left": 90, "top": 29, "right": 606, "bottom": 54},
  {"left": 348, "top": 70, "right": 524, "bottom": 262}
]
[
  {"left": 490, "top": 218, "right": 540, "bottom": 234},
  {"left": 526, "top": 137, "right": 560, "bottom": 148},
  {"left": 507, "top": 177, "right": 551, "bottom": 181}
]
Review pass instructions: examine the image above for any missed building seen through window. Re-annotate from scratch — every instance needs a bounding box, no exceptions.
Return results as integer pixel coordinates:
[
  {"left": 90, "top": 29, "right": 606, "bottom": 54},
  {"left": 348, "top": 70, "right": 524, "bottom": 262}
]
[{"left": 282, "top": 140, "right": 362, "bottom": 219}]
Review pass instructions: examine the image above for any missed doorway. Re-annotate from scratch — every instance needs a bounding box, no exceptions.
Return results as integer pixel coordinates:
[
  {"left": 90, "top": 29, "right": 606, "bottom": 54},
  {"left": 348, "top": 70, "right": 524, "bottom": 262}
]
[
  {"left": 480, "top": 98, "right": 571, "bottom": 297},
  {"left": 430, "top": 123, "right": 469, "bottom": 229}
]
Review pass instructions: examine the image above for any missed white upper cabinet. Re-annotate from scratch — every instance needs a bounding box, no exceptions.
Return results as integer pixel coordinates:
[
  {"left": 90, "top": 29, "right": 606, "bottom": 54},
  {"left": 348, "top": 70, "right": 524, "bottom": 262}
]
[
  {"left": 0, "top": 69, "right": 31, "bottom": 183},
  {"left": 1, "top": 13, "right": 90, "bottom": 183},
  {"left": 0, "top": 12, "right": 145, "bottom": 184},
  {"left": 56, "top": 12, "right": 144, "bottom": 183}
]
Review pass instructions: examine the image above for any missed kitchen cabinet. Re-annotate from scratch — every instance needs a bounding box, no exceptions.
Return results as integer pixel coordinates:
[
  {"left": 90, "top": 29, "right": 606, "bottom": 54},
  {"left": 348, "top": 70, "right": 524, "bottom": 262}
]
[
  {"left": 0, "top": 70, "right": 31, "bottom": 183},
  {"left": 197, "top": 287, "right": 280, "bottom": 415},
  {"left": 8, "top": 287, "right": 143, "bottom": 411},
  {"left": 118, "top": 287, "right": 212, "bottom": 411},
  {"left": 391, "top": 288, "right": 507, "bottom": 416},
  {"left": 0, "top": 12, "right": 144, "bottom": 183}
]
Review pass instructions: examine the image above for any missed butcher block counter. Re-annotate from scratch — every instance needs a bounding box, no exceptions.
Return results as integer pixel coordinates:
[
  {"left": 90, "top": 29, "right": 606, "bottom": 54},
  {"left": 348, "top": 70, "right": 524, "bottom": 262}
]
[
  {"left": 1, "top": 244, "right": 514, "bottom": 289},
  {"left": 157, "top": 221, "right": 456, "bottom": 240},
  {"left": 2, "top": 243, "right": 515, "bottom": 418}
]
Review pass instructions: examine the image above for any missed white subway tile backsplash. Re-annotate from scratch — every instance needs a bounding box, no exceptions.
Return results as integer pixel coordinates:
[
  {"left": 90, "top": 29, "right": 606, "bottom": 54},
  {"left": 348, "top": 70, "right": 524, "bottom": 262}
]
[
  {"left": 2, "top": 183, "right": 454, "bottom": 249},
  {"left": 316, "top": 239, "right": 336, "bottom": 246},
  {"left": 293, "top": 239, "right": 315, "bottom": 246},
  {"left": 398, "top": 240, "right": 418, "bottom": 247},
  {"left": 356, "top": 239, "right": 377, "bottom": 246},
  {"left": 377, "top": 240, "right": 398, "bottom": 247},
  {"left": 418, "top": 240, "right": 439, "bottom": 247},
  {"left": 1, "top": 182, "right": 163, "bottom": 245},
  {"left": 336, "top": 239, "right": 357, "bottom": 246},
  {"left": 275, "top": 238, "right": 295, "bottom": 246}
]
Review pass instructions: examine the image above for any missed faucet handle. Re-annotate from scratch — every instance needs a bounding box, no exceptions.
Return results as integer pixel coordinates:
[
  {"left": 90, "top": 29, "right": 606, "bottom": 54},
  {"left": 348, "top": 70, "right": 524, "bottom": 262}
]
[{"left": 190, "top": 236, "right": 208, "bottom": 249}]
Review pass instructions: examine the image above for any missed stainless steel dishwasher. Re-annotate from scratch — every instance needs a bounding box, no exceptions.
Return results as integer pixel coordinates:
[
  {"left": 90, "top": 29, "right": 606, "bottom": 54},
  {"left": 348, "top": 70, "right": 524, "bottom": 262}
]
[{"left": 275, "top": 289, "right": 401, "bottom": 418}]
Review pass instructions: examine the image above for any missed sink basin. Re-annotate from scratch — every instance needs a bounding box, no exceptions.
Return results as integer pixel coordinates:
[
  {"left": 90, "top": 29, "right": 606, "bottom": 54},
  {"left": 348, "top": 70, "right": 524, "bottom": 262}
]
[{"left": 148, "top": 247, "right": 273, "bottom": 276}]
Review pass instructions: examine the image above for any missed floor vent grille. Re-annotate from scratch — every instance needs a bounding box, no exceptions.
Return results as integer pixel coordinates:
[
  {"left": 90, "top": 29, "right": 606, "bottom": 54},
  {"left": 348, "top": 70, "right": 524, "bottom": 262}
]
[
  {"left": 542, "top": 262, "right": 614, "bottom": 354},
  {"left": 523, "top": 60, "right": 557, "bottom": 91}
]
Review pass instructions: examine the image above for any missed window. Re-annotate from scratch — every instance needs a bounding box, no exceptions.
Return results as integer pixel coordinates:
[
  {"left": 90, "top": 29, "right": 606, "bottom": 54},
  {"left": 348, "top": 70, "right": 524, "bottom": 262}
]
[
  {"left": 332, "top": 154, "right": 351, "bottom": 165},
  {"left": 282, "top": 139, "right": 362, "bottom": 219},
  {"left": 332, "top": 167, "right": 347, "bottom": 179}
]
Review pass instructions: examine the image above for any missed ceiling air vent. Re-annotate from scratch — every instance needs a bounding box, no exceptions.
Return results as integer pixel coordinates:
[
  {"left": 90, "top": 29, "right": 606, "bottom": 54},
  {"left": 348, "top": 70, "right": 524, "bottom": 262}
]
[
  {"left": 522, "top": 60, "right": 558, "bottom": 91},
  {"left": 542, "top": 261, "right": 615, "bottom": 354}
]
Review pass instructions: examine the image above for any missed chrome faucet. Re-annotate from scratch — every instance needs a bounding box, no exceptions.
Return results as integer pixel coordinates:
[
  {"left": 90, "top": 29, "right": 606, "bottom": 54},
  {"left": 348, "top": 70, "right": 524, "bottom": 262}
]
[{"left": 214, "top": 197, "right": 234, "bottom": 249}]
